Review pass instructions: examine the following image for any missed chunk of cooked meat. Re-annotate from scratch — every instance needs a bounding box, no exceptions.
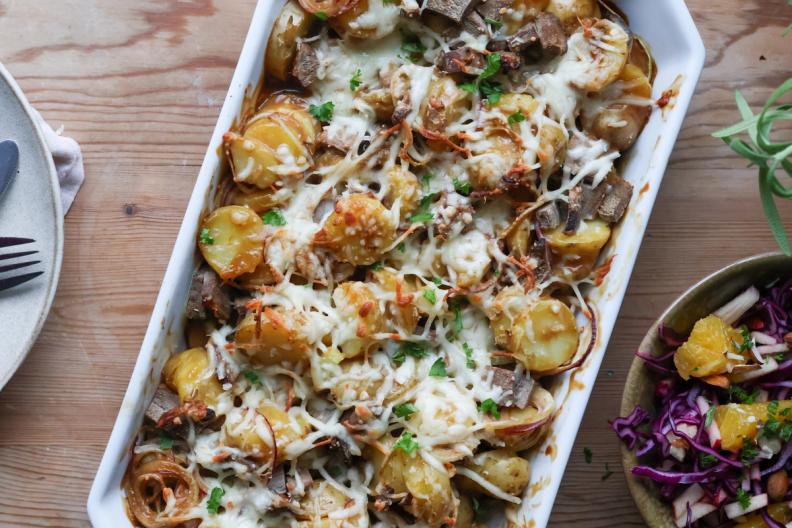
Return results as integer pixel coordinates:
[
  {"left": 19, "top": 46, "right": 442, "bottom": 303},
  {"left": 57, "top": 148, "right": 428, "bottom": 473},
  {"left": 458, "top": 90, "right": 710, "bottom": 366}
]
[
  {"left": 500, "top": 51, "right": 522, "bottom": 71},
  {"left": 535, "top": 12, "right": 567, "bottom": 59},
  {"left": 487, "top": 38, "right": 510, "bottom": 52},
  {"left": 461, "top": 9, "right": 488, "bottom": 36},
  {"left": 506, "top": 24, "right": 540, "bottom": 54},
  {"left": 535, "top": 202, "right": 561, "bottom": 231},
  {"left": 144, "top": 385, "right": 180, "bottom": 425},
  {"left": 529, "top": 237, "right": 552, "bottom": 283},
  {"left": 598, "top": 178, "right": 633, "bottom": 223},
  {"left": 424, "top": 0, "right": 475, "bottom": 23},
  {"left": 564, "top": 185, "right": 583, "bottom": 234},
  {"left": 488, "top": 367, "right": 535, "bottom": 408},
  {"left": 438, "top": 46, "right": 486, "bottom": 74},
  {"left": 156, "top": 400, "right": 216, "bottom": 439},
  {"left": 475, "top": 0, "right": 512, "bottom": 22},
  {"left": 580, "top": 182, "right": 608, "bottom": 219},
  {"left": 292, "top": 42, "right": 319, "bottom": 88},
  {"left": 186, "top": 266, "right": 232, "bottom": 322}
]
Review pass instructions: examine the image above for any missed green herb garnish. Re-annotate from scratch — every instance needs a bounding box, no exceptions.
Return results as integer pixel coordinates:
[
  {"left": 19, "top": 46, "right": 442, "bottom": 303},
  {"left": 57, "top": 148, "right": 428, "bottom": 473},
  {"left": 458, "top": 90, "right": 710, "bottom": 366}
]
[
  {"left": 463, "top": 342, "right": 475, "bottom": 369},
  {"left": 432, "top": 277, "right": 442, "bottom": 285},
  {"left": 453, "top": 177, "right": 471, "bottom": 196},
  {"left": 393, "top": 342, "right": 429, "bottom": 365},
  {"left": 704, "top": 405, "right": 717, "bottom": 428},
  {"left": 583, "top": 447, "right": 593, "bottom": 464},
  {"left": 199, "top": 228, "right": 214, "bottom": 245},
  {"left": 244, "top": 370, "right": 262, "bottom": 386},
  {"left": 736, "top": 488, "right": 752, "bottom": 510},
  {"left": 159, "top": 433, "right": 173, "bottom": 450},
  {"left": 409, "top": 193, "right": 435, "bottom": 223},
  {"left": 423, "top": 288, "right": 437, "bottom": 304},
  {"left": 472, "top": 496, "right": 487, "bottom": 523},
  {"left": 601, "top": 462, "right": 614, "bottom": 481},
  {"left": 309, "top": 101, "right": 335, "bottom": 123},
  {"left": 393, "top": 402, "right": 417, "bottom": 419},
  {"left": 400, "top": 31, "right": 427, "bottom": 62},
  {"left": 458, "top": 81, "right": 478, "bottom": 94},
  {"left": 429, "top": 357, "right": 447, "bottom": 377},
  {"left": 480, "top": 53, "right": 501, "bottom": 80},
  {"left": 480, "top": 80, "right": 503, "bottom": 104},
  {"left": 735, "top": 325, "right": 754, "bottom": 352},
  {"left": 328, "top": 465, "right": 343, "bottom": 478},
  {"left": 479, "top": 398, "right": 501, "bottom": 419},
  {"left": 262, "top": 209, "right": 287, "bottom": 226},
  {"left": 394, "top": 430, "right": 419, "bottom": 454},
  {"left": 207, "top": 487, "right": 225, "bottom": 514},
  {"left": 699, "top": 453, "right": 717, "bottom": 467},
  {"left": 369, "top": 261, "right": 384, "bottom": 271},
  {"left": 314, "top": 11, "right": 329, "bottom": 21},
  {"left": 508, "top": 111, "right": 526, "bottom": 126},
  {"left": 349, "top": 69, "right": 362, "bottom": 91},
  {"left": 740, "top": 442, "right": 759, "bottom": 465},
  {"left": 730, "top": 385, "right": 760, "bottom": 404},
  {"left": 484, "top": 17, "right": 503, "bottom": 30},
  {"left": 712, "top": 78, "right": 792, "bottom": 255}
]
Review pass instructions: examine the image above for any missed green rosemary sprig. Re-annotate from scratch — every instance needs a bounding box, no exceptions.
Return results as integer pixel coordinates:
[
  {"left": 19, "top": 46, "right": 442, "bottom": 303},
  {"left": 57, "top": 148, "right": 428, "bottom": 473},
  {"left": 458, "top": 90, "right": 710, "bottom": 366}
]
[{"left": 712, "top": 78, "right": 792, "bottom": 255}]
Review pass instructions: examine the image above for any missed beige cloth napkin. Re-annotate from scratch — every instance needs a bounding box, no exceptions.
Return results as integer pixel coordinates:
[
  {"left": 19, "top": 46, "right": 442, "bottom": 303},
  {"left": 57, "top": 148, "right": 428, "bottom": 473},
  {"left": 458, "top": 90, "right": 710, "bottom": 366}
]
[{"left": 31, "top": 109, "right": 85, "bottom": 215}]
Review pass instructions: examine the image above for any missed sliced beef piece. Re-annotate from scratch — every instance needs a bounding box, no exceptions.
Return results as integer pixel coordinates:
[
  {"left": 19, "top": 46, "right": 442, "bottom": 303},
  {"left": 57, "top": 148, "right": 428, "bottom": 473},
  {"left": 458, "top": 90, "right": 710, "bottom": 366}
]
[
  {"left": 292, "top": 42, "right": 319, "bottom": 88},
  {"left": 488, "top": 367, "right": 535, "bottom": 408},
  {"left": 328, "top": 437, "right": 353, "bottom": 465},
  {"left": 186, "top": 266, "right": 232, "bottom": 322},
  {"left": 475, "top": 0, "right": 512, "bottom": 22},
  {"left": 156, "top": 400, "right": 216, "bottom": 439},
  {"left": 535, "top": 12, "right": 567, "bottom": 59},
  {"left": 535, "top": 202, "right": 561, "bottom": 231},
  {"left": 487, "top": 38, "right": 509, "bottom": 52},
  {"left": 564, "top": 185, "right": 583, "bottom": 234},
  {"left": 529, "top": 237, "right": 552, "bottom": 284},
  {"left": 438, "top": 46, "right": 486, "bottom": 74},
  {"left": 461, "top": 9, "right": 488, "bottom": 36},
  {"left": 580, "top": 182, "right": 608, "bottom": 219},
  {"left": 499, "top": 51, "right": 522, "bottom": 71},
  {"left": 267, "top": 465, "right": 287, "bottom": 495},
  {"left": 598, "top": 179, "right": 633, "bottom": 223},
  {"left": 144, "top": 385, "right": 180, "bottom": 424},
  {"left": 506, "top": 24, "right": 540, "bottom": 54},
  {"left": 423, "top": 96, "right": 447, "bottom": 133},
  {"left": 424, "top": 0, "right": 475, "bottom": 23}
]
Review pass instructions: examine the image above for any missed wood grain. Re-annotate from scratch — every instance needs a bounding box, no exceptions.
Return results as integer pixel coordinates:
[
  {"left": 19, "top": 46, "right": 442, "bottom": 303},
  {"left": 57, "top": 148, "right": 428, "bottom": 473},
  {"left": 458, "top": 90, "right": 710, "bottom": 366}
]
[{"left": 0, "top": 1, "right": 789, "bottom": 526}]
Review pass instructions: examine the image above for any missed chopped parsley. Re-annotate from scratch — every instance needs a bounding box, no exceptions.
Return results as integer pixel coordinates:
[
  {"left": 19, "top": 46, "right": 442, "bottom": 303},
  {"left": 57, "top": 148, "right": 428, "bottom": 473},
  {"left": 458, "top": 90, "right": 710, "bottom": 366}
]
[
  {"left": 480, "top": 80, "right": 503, "bottom": 104},
  {"left": 432, "top": 277, "right": 442, "bottom": 285},
  {"left": 583, "top": 447, "right": 593, "bottom": 464},
  {"left": 735, "top": 325, "right": 754, "bottom": 353},
  {"left": 729, "top": 385, "right": 760, "bottom": 404},
  {"left": 409, "top": 193, "right": 435, "bottom": 223},
  {"left": 447, "top": 304, "right": 463, "bottom": 340},
  {"left": 207, "top": 487, "right": 225, "bottom": 514},
  {"left": 421, "top": 171, "right": 433, "bottom": 190},
  {"left": 458, "top": 81, "right": 478, "bottom": 94},
  {"left": 393, "top": 341, "right": 429, "bottom": 365},
  {"left": 400, "top": 31, "right": 427, "bottom": 62},
  {"left": 327, "top": 465, "right": 344, "bottom": 478},
  {"left": 453, "top": 177, "right": 471, "bottom": 196},
  {"left": 423, "top": 288, "right": 437, "bottom": 305},
  {"left": 429, "top": 357, "right": 448, "bottom": 377},
  {"left": 314, "top": 11, "right": 329, "bottom": 21},
  {"left": 480, "top": 53, "right": 502, "bottom": 80},
  {"left": 369, "top": 261, "right": 384, "bottom": 271},
  {"left": 699, "top": 453, "right": 717, "bottom": 467},
  {"left": 309, "top": 101, "right": 335, "bottom": 123},
  {"left": 393, "top": 402, "right": 417, "bottom": 419},
  {"left": 463, "top": 342, "right": 475, "bottom": 369},
  {"left": 704, "top": 405, "right": 716, "bottom": 427},
  {"left": 780, "top": 421, "right": 792, "bottom": 441},
  {"left": 199, "top": 228, "right": 214, "bottom": 245},
  {"left": 262, "top": 209, "right": 287, "bottom": 226},
  {"left": 472, "top": 496, "right": 487, "bottom": 522},
  {"left": 736, "top": 488, "right": 751, "bottom": 510},
  {"left": 394, "top": 430, "right": 419, "bottom": 454},
  {"left": 349, "top": 69, "right": 362, "bottom": 91},
  {"left": 484, "top": 17, "right": 503, "bottom": 30},
  {"left": 479, "top": 398, "right": 501, "bottom": 419},
  {"left": 397, "top": 242, "right": 406, "bottom": 252},
  {"left": 508, "top": 111, "right": 526, "bottom": 126},
  {"left": 740, "top": 442, "right": 759, "bottom": 465},
  {"left": 243, "top": 370, "right": 262, "bottom": 386},
  {"left": 159, "top": 433, "right": 173, "bottom": 450},
  {"left": 601, "top": 462, "right": 614, "bottom": 481}
]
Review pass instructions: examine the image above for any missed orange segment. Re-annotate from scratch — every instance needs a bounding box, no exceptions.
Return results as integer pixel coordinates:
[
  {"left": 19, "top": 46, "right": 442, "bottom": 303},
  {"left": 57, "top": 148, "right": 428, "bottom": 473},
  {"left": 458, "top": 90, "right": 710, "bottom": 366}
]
[
  {"left": 714, "top": 401, "right": 792, "bottom": 452},
  {"left": 673, "top": 315, "right": 743, "bottom": 380},
  {"left": 734, "top": 502, "right": 792, "bottom": 527}
]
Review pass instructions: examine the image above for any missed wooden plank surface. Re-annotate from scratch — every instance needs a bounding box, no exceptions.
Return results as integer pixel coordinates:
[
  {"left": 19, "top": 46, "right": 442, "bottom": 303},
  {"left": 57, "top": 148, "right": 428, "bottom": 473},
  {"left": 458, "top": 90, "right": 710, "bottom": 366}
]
[{"left": 0, "top": 1, "right": 790, "bottom": 526}]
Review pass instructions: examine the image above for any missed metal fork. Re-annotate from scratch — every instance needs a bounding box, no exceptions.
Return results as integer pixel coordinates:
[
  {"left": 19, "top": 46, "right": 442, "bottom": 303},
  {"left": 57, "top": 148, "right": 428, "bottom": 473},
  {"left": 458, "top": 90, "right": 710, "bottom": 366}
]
[{"left": 0, "top": 237, "right": 43, "bottom": 292}]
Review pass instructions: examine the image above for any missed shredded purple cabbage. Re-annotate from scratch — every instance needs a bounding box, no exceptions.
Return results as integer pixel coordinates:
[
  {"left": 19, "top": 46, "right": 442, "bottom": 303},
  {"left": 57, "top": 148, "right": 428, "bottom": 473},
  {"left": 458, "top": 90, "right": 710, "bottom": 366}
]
[{"left": 612, "top": 277, "right": 792, "bottom": 526}]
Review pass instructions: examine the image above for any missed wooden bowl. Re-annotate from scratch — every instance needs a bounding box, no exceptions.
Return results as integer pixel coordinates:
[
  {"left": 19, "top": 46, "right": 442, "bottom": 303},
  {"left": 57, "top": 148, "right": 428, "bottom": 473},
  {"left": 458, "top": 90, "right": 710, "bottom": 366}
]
[{"left": 620, "top": 252, "right": 792, "bottom": 527}]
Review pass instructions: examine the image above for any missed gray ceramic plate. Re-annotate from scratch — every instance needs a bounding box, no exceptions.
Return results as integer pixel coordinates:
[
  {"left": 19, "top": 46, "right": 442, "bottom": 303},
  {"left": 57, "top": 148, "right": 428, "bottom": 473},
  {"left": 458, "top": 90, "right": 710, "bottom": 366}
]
[
  {"left": 620, "top": 252, "right": 792, "bottom": 527},
  {"left": 0, "top": 63, "right": 63, "bottom": 390}
]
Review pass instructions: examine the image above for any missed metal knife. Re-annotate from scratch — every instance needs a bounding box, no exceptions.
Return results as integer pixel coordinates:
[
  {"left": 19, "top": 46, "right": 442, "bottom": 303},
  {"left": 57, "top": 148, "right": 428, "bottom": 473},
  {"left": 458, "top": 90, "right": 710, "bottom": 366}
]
[{"left": 0, "top": 140, "right": 19, "bottom": 201}]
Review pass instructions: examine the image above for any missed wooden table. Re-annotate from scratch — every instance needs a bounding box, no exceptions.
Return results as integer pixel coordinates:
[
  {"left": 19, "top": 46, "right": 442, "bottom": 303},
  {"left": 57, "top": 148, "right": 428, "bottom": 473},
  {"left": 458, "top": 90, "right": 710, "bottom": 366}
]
[{"left": 0, "top": 1, "right": 789, "bottom": 526}]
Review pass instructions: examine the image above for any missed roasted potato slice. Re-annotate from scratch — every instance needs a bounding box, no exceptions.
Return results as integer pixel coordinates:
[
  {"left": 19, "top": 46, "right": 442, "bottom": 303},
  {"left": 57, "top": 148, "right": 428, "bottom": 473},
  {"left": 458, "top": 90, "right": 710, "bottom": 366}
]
[
  {"left": 330, "top": 0, "right": 401, "bottom": 40},
  {"left": 370, "top": 269, "right": 419, "bottom": 334},
  {"left": 491, "top": 294, "right": 579, "bottom": 373},
  {"left": 314, "top": 194, "right": 397, "bottom": 266},
  {"left": 198, "top": 205, "right": 266, "bottom": 280},
  {"left": 457, "top": 449, "right": 532, "bottom": 498},
  {"left": 545, "top": 218, "right": 611, "bottom": 279},
  {"left": 485, "top": 385, "right": 555, "bottom": 451},
  {"left": 224, "top": 403, "right": 311, "bottom": 463},
  {"left": 162, "top": 347, "right": 223, "bottom": 406},
  {"left": 265, "top": 0, "right": 314, "bottom": 81},
  {"left": 332, "top": 281, "right": 386, "bottom": 359},
  {"left": 383, "top": 165, "right": 421, "bottom": 220},
  {"left": 236, "top": 307, "right": 311, "bottom": 365},
  {"left": 546, "top": 0, "right": 601, "bottom": 34},
  {"left": 565, "top": 19, "right": 629, "bottom": 92},
  {"left": 441, "top": 231, "right": 492, "bottom": 288},
  {"left": 537, "top": 122, "right": 567, "bottom": 178}
]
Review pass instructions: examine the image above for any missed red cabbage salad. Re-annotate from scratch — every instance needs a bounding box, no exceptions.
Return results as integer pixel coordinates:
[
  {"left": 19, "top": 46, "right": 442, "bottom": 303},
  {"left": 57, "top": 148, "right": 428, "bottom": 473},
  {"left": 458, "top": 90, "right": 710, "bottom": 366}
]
[{"left": 612, "top": 278, "right": 792, "bottom": 528}]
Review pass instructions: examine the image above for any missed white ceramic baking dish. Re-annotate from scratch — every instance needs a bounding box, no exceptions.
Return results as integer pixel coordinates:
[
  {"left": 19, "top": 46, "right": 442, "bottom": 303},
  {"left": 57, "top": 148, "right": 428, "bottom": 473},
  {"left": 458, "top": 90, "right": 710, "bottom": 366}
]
[{"left": 87, "top": 1, "right": 705, "bottom": 526}]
